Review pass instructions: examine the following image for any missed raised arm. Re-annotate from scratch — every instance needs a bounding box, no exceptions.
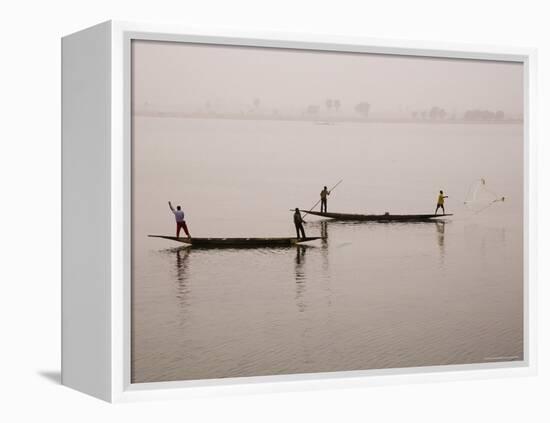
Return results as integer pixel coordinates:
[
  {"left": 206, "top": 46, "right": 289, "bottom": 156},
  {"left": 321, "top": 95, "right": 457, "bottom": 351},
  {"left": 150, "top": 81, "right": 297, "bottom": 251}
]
[{"left": 168, "top": 201, "right": 175, "bottom": 212}]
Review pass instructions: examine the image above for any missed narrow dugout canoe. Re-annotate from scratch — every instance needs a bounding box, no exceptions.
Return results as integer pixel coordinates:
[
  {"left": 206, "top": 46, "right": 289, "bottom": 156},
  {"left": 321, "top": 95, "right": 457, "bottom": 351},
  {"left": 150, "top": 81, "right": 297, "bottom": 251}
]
[
  {"left": 148, "top": 235, "right": 323, "bottom": 248},
  {"left": 301, "top": 210, "right": 453, "bottom": 221}
]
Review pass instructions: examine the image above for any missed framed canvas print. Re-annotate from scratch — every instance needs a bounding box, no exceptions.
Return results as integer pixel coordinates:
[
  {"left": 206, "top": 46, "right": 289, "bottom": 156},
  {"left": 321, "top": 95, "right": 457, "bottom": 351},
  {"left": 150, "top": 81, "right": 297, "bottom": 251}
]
[{"left": 61, "top": 21, "right": 537, "bottom": 402}]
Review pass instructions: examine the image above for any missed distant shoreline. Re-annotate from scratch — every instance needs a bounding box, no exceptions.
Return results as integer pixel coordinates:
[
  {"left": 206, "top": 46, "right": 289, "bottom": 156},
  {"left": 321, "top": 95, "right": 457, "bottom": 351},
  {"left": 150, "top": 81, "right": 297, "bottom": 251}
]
[{"left": 133, "top": 111, "right": 523, "bottom": 125}]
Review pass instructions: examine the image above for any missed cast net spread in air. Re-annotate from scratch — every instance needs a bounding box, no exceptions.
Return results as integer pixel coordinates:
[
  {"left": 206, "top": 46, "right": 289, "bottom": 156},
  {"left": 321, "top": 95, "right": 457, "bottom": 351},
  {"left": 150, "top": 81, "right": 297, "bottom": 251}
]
[{"left": 464, "top": 178, "right": 505, "bottom": 214}]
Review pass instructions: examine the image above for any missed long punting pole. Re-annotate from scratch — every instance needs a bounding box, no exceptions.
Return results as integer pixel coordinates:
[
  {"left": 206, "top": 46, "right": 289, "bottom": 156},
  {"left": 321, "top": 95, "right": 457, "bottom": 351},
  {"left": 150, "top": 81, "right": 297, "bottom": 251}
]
[{"left": 301, "top": 179, "right": 343, "bottom": 219}]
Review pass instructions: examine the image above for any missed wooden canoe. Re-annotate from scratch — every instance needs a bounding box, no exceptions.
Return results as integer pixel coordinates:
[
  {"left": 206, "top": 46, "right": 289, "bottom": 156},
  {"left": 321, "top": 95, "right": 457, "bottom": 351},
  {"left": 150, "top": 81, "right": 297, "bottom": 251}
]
[
  {"left": 148, "top": 235, "right": 323, "bottom": 248},
  {"left": 301, "top": 210, "right": 453, "bottom": 222}
]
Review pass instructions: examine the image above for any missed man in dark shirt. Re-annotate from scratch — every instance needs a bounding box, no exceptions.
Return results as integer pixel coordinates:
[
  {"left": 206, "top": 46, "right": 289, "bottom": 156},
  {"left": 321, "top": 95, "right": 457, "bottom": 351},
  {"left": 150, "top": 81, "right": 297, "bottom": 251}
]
[
  {"left": 293, "top": 208, "right": 306, "bottom": 239},
  {"left": 320, "top": 186, "right": 330, "bottom": 212}
]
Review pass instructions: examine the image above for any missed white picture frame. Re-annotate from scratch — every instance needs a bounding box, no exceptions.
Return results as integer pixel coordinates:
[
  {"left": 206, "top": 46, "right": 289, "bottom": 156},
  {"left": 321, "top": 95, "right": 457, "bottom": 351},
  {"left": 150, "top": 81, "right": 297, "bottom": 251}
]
[{"left": 61, "top": 20, "right": 537, "bottom": 402}]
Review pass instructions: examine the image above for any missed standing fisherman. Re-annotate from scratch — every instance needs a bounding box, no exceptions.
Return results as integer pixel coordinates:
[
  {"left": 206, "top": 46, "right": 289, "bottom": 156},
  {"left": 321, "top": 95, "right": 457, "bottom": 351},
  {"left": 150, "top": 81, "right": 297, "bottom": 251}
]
[
  {"left": 320, "top": 186, "right": 330, "bottom": 212},
  {"left": 293, "top": 208, "right": 306, "bottom": 239},
  {"left": 434, "top": 190, "right": 449, "bottom": 215},
  {"left": 168, "top": 201, "right": 192, "bottom": 238}
]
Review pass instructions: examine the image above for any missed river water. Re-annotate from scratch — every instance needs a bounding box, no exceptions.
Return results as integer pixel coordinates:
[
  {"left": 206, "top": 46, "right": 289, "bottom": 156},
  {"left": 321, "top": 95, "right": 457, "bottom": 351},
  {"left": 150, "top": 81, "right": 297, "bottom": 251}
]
[{"left": 131, "top": 117, "right": 523, "bottom": 383}]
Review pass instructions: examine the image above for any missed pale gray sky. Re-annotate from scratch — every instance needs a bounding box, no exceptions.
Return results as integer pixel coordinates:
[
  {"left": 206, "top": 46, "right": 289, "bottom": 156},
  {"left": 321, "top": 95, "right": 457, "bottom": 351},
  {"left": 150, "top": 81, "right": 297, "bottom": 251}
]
[{"left": 132, "top": 40, "right": 523, "bottom": 117}]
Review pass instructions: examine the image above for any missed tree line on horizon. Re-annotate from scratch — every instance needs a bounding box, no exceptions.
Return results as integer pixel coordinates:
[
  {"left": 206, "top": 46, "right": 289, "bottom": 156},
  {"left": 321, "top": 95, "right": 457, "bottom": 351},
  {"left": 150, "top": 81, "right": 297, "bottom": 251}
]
[
  {"left": 304, "top": 98, "right": 371, "bottom": 119},
  {"left": 412, "top": 106, "right": 507, "bottom": 122},
  {"left": 138, "top": 98, "right": 518, "bottom": 122}
]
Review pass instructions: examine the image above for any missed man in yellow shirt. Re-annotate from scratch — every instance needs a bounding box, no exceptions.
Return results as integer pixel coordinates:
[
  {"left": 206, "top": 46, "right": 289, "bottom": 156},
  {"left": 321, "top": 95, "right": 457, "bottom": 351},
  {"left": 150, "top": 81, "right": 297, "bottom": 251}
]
[{"left": 435, "top": 190, "right": 448, "bottom": 215}]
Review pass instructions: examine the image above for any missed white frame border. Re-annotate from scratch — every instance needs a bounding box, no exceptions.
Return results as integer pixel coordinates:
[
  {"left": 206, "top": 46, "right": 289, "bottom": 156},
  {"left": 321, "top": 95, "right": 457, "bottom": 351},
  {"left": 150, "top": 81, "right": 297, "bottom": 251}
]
[{"left": 109, "top": 21, "right": 537, "bottom": 402}]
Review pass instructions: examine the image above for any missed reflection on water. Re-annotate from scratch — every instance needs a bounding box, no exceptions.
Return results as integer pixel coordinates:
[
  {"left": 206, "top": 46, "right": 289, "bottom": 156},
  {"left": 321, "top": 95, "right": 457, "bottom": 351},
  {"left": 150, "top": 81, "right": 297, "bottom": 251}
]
[
  {"left": 320, "top": 221, "right": 328, "bottom": 245},
  {"left": 319, "top": 221, "right": 331, "bottom": 282},
  {"left": 132, "top": 215, "right": 522, "bottom": 383},
  {"left": 173, "top": 247, "right": 191, "bottom": 306},
  {"left": 174, "top": 248, "right": 190, "bottom": 282},
  {"left": 294, "top": 245, "right": 307, "bottom": 312},
  {"left": 436, "top": 221, "right": 446, "bottom": 266},
  {"left": 294, "top": 245, "right": 307, "bottom": 275}
]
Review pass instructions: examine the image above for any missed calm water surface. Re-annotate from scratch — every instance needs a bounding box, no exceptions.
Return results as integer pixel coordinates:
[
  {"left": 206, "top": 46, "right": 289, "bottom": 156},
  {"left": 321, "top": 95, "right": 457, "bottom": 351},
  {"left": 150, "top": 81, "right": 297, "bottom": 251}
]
[{"left": 132, "top": 118, "right": 523, "bottom": 383}]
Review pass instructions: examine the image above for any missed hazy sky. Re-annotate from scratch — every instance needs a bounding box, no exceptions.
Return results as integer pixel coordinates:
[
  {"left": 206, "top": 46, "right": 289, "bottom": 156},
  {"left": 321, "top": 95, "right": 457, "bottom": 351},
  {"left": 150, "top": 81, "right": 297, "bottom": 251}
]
[{"left": 132, "top": 40, "right": 523, "bottom": 116}]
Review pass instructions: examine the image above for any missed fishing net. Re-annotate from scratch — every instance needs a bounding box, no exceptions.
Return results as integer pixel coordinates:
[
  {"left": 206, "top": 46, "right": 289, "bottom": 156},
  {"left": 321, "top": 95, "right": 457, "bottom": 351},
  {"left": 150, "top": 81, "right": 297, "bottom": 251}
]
[{"left": 464, "top": 178, "right": 505, "bottom": 214}]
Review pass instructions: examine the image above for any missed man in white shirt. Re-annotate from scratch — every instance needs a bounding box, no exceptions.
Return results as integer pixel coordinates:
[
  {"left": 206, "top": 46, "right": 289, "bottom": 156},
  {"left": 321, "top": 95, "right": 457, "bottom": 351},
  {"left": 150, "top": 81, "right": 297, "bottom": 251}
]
[{"left": 168, "top": 201, "right": 191, "bottom": 238}]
